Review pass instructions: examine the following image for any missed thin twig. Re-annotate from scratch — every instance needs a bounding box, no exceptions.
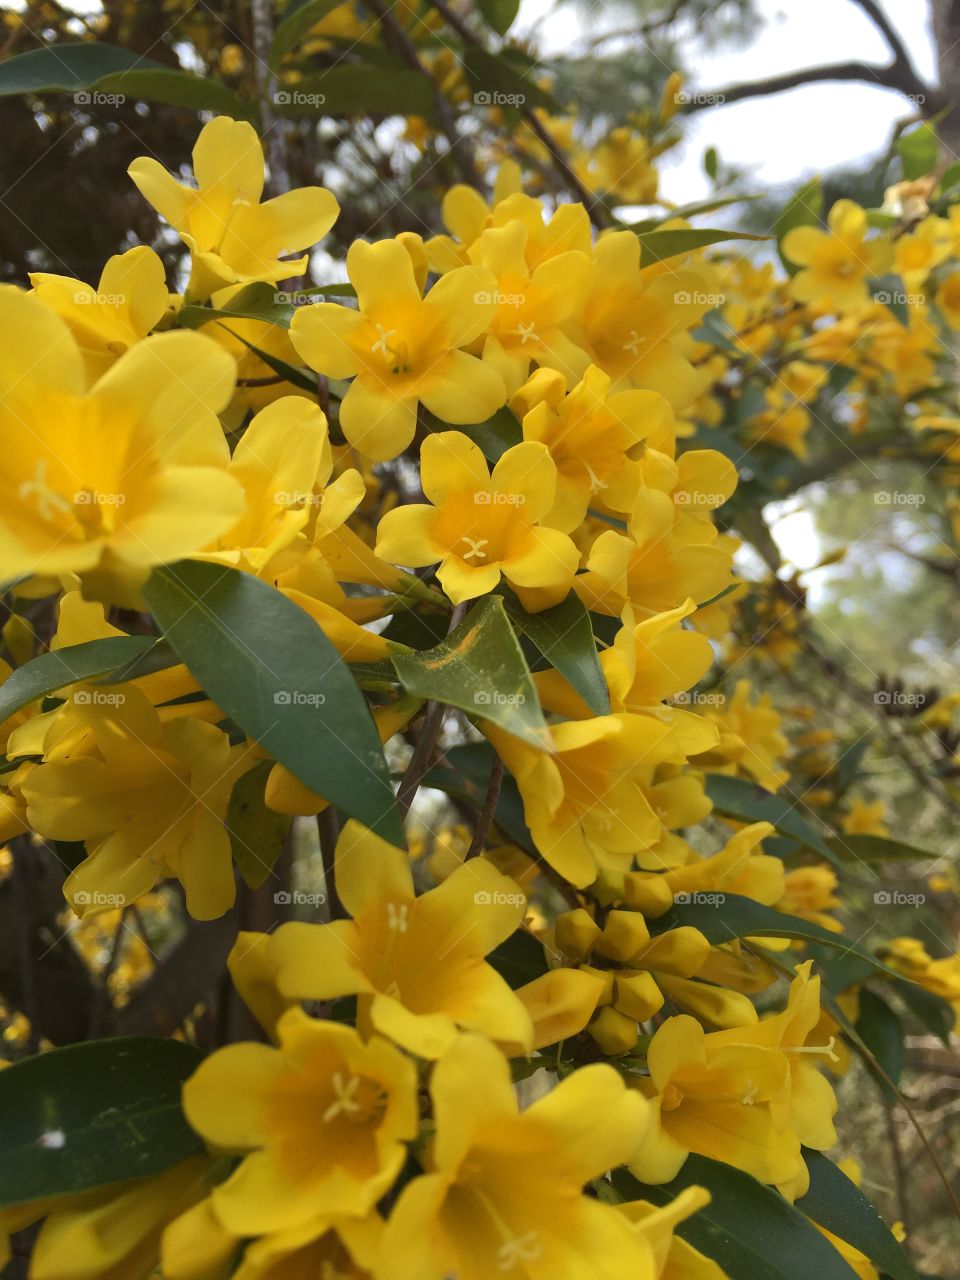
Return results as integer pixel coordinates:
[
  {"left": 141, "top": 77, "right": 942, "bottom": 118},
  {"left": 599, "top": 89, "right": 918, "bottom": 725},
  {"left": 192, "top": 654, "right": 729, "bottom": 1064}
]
[
  {"left": 318, "top": 807, "right": 345, "bottom": 920},
  {"left": 465, "top": 754, "right": 504, "bottom": 859}
]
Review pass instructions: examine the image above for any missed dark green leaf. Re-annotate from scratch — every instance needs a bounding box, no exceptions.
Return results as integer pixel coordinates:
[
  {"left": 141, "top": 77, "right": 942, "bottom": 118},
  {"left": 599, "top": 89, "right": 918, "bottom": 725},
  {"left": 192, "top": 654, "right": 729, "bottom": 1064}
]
[
  {"left": 176, "top": 282, "right": 295, "bottom": 332},
  {"left": 691, "top": 307, "right": 741, "bottom": 354},
  {"left": 457, "top": 405, "right": 522, "bottom": 462},
  {"left": 659, "top": 893, "right": 903, "bottom": 979},
  {"left": 703, "top": 146, "right": 719, "bottom": 182},
  {"left": 0, "top": 1038, "right": 204, "bottom": 1207},
  {"left": 825, "top": 833, "right": 940, "bottom": 865},
  {"left": 833, "top": 736, "right": 872, "bottom": 793},
  {"left": 613, "top": 1155, "right": 861, "bottom": 1280},
  {"left": 92, "top": 68, "right": 254, "bottom": 120},
  {"left": 206, "top": 321, "right": 319, "bottom": 393},
  {"left": 226, "top": 760, "right": 291, "bottom": 890},
  {"left": 796, "top": 1150, "right": 921, "bottom": 1280},
  {"left": 870, "top": 274, "right": 909, "bottom": 327},
  {"left": 897, "top": 123, "right": 938, "bottom": 181},
  {"left": 893, "top": 977, "right": 954, "bottom": 1046},
  {"left": 704, "top": 774, "right": 840, "bottom": 866},
  {"left": 855, "top": 988, "right": 905, "bottom": 1098},
  {"left": 506, "top": 591, "right": 609, "bottom": 716},
  {"left": 276, "top": 67, "right": 437, "bottom": 121},
  {"left": 488, "top": 927, "right": 548, "bottom": 988},
  {"left": 270, "top": 0, "right": 348, "bottom": 64},
  {"left": 478, "top": 0, "right": 521, "bottom": 35},
  {"left": 0, "top": 637, "right": 155, "bottom": 725},
  {"left": 392, "top": 597, "right": 550, "bottom": 748},
  {"left": 637, "top": 226, "right": 769, "bottom": 266},
  {"left": 776, "top": 177, "right": 823, "bottom": 274},
  {"left": 143, "top": 561, "right": 402, "bottom": 845},
  {"left": 0, "top": 43, "right": 165, "bottom": 96},
  {"left": 463, "top": 46, "right": 559, "bottom": 113},
  {"left": 97, "top": 638, "right": 177, "bottom": 686}
]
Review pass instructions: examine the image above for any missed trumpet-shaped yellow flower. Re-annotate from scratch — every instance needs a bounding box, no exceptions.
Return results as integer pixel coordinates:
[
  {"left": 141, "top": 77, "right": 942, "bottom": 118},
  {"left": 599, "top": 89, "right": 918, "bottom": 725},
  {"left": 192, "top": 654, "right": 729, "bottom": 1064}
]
[
  {"left": 19, "top": 684, "right": 252, "bottom": 920},
  {"left": 518, "top": 364, "right": 675, "bottom": 532},
  {"left": 782, "top": 200, "right": 889, "bottom": 314},
  {"left": 182, "top": 1008, "right": 417, "bottom": 1233},
  {"left": 840, "top": 795, "right": 889, "bottom": 837},
  {"left": 629, "top": 1014, "right": 802, "bottom": 1188},
  {"left": 0, "top": 288, "right": 242, "bottom": 602},
  {"left": 618, "top": 1187, "right": 727, "bottom": 1280},
  {"left": 247, "top": 818, "right": 534, "bottom": 1058},
  {"left": 129, "top": 116, "right": 339, "bottom": 301},
  {"left": 380, "top": 1033, "right": 656, "bottom": 1280},
  {"left": 30, "top": 246, "right": 170, "bottom": 384},
  {"left": 375, "top": 431, "right": 579, "bottom": 608},
  {"left": 290, "top": 239, "right": 506, "bottom": 461},
  {"left": 692, "top": 679, "right": 789, "bottom": 793}
]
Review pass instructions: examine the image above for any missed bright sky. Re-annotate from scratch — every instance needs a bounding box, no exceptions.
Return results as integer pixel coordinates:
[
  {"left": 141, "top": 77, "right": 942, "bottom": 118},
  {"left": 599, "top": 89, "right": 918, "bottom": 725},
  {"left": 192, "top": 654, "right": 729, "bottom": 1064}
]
[{"left": 518, "top": 0, "right": 938, "bottom": 204}]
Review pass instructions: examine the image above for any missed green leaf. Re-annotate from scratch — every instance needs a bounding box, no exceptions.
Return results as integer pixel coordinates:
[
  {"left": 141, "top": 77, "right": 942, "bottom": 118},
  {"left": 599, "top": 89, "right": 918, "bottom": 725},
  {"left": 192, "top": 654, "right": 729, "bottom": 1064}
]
[
  {"left": 457, "top": 406, "right": 522, "bottom": 463},
  {"left": 226, "top": 760, "right": 291, "bottom": 890},
  {"left": 505, "top": 591, "right": 609, "bottom": 716},
  {"left": 776, "top": 176, "right": 822, "bottom": 274},
  {"left": 270, "top": 0, "right": 347, "bottom": 64},
  {"left": 276, "top": 67, "right": 437, "bottom": 121},
  {"left": 0, "top": 42, "right": 165, "bottom": 96},
  {"left": 897, "top": 123, "right": 938, "bottom": 180},
  {"left": 659, "top": 893, "right": 903, "bottom": 979},
  {"left": 704, "top": 774, "right": 840, "bottom": 866},
  {"left": 825, "top": 833, "right": 940, "bottom": 865},
  {"left": 487, "top": 928, "right": 548, "bottom": 988},
  {"left": 0, "top": 637, "right": 155, "bottom": 725},
  {"left": 0, "top": 1038, "right": 204, "bottom": 1207},
  {"left": 833, "top": 735, "right": 872, "bottom": 793},
  {"left": 870, "top": 273, "right": 909, "bottom": 326},
  {"left": 463, "top": 47, "right": 559, "bottom": 113},
  {"left": 143, "top": 561, "right": 402, "bottom": 845},
  {"left": 478, "top": 0, "right": 521, "bottom": 35},
  {"left": 855, "top": 988, "right": 905, "bottom": 1098},
  {"left": 392, "top": 597, "right": 550, "bottom": 748},
  {"left": 703, "top": 146, "right": 719, "bottom": 182},
  {"left": 893, "top": 977, "right": 954, "bottom": 1046},
  {"left": 796, "top": 1151, "right": 921, "bottom": 1280},
  {"left": 637, "top": 226, "right": 769, "bottom": 266},
  {"left": 939, "top": 159, "right": 960, "bottom": 196},
  {"left": 97, "top": 638, "right": 178, "bottom": 686},
  {"left": 421, "top": 741, "right": 534, "bottom": 853},
  {"left": 176, "top": 282, "right": 295, "bottom": 332},
  {"left": 613, "top": 1156, "right": 861, "bottom": 1280},
  {"left": 206, "top": 321, "right": 319, "bottom": 393},
  {"left": 92, "top": 68, "right": 255, "bottom": 120},
  {"left": 691, "top": 307, "right": 741, "bottom": 354}
]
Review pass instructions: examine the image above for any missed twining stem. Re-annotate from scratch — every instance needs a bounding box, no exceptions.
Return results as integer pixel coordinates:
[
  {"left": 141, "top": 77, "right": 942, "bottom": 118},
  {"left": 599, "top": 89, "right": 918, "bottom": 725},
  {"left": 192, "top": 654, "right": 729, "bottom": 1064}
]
[{"left": 465, "top": 753, "right": 505, "bottom": 859}]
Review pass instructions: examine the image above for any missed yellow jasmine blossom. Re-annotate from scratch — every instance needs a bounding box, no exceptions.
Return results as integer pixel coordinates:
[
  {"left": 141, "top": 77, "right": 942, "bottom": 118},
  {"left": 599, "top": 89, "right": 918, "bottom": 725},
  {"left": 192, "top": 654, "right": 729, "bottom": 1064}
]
[
  {"left": 782, "top": 200, "right": 889, "bottom": 314},
  {"left": 129, "top": 116, "right": 339, "bottom": 301},
  {"left": 249, "top": 817, "right": 534, "bottom": 1058},
  {"left": 840, "top": 796, "right": 889, "bottom": 837},
  {"left": 290, "top": 239, "right": 506, "bottom": 461},
  {"left": 618, "top": 1187, "right": 727, "bottom": 1280},
  {"left": 0, "top": 287, "right": 242, "bottom": 601},
  {"left": 380, "top": 1033, "right": 656, "bottom": 1280},
  {"left": 30, "top": 245, "right": 170, "bottom": 384},
  {"left": 628, "top": 1013, "right": 802, "bottom": 1187},
  {"left": 692, "top": 679, "right": 789, "bottom": 793},
  {"left": 182, "top": 1008, "right": 418, "bottom": 1233},
  {"left": 375, "top": 431, "right": 579, "bottom": 608}
]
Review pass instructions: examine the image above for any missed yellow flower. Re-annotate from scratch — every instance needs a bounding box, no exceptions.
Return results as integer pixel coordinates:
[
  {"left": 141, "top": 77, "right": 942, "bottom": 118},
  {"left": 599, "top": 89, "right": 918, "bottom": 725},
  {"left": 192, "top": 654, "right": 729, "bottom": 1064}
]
[
  {"left": 0, "top": 287, "right": 242, "bottom": 603},
  {"left": 380, "top": 1033, "right": 655, "bottom": 1280},
  {"left": 375, "top": 431, "right": 579, "bottom": 608},
  {"left": 248, "top": 817, "right": 534, "bottom": 1058},
  {"left": 129, "top": 116, "right": 339, "bottom": 301},
  {"left": 840, "top": 796, "right": 889, "bottom": 837},
  {"left": 692, "top": 679, "right": 789, "bottom": 793},
  {"left": 618, "top": 1186, "right": 727, "bottom": 1280},
  {"left": 29, "top": 246, "right": 170, "bottom": 384},
  {"left": 19, "top": 684, "right": 252, "bottom": 920},
  {"left": 518, "top": 364, "right": 675, "bottom": 532},
  {"left": 289, "top": 239, "right": 506, "bottom": 461},
  {"left": 182, "top": 1008, "right": 418, "bottom": 1233},
  {"left": 628, "top": 1013, "right": 802, "bottom": 1188},
  {"left": 782, "top": 200, "right": 888, "bottom": 313}
]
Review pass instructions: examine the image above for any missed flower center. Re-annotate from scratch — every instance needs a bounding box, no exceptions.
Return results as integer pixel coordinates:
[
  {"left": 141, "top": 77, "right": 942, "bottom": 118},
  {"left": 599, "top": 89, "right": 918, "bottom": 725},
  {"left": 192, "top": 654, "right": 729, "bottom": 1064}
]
[{"left": 661, "top": 1081, "right": 684, "bottom": 1112}]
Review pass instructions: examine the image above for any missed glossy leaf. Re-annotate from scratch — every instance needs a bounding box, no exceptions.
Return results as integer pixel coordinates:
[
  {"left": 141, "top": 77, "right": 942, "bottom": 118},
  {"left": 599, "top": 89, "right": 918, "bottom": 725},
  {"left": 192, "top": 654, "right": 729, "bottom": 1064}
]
[
  {"left": 825, "top": 832, "right": 940, "bottom": 865},
  {"left": 93, "top": 68, "right": 255, "bottom": 119},
  {"left": 704, "top": 774, "right": 840, "bottom": 865},
  {"left": 796, "top": 1151, "right": 921, "bottom": 1280},
  {"left": 897, "top": 123, "right": 938, "bottom": 181},
  {"left": 478, "top": 0, "right": 521, "bottom": 35},
  {"left": 0, "top": 1038, "right": 204, "bottom": 1207},
  {"left": 637, "top": 226, "right": 769, "bottom": 266},
  {"left": 144, "top": 561, "right": 402, "bottom": 845},
  {"left": 506, "top": 591, "right": 609, "bottom": 716},
  {"left": 0, "top": 42, "right": 165, "bottom": 96},
  {"left": 0, "top": 637, "right": 155, "bottom": 725},
  {"left": 277, "top": 67, "right": 437, "bottom": 121},
  {"left": 392, "top": 597, "right": 550, "bottom": 748},
  {"left": 855, "top": 987, "right": 905, "bottom": 1098},
  {"left": 270, "top": 0, "right": 347, "bottom": 64},
  {"left": 613, "top": 1156, "right": 860, "bottom": 1280}
]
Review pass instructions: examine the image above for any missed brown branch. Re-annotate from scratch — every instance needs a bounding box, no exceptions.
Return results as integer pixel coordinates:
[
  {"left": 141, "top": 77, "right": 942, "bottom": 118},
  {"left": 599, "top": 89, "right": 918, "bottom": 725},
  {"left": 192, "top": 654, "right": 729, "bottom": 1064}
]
[
  {"left": 318, "top": 806, "right": 345, "bottom": 920},
  {"left": 465, "top": 754, "right": 504, "bottom": 859},
  {"left": 681, "top": 61, "right": 928, "bottom": 115}
]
